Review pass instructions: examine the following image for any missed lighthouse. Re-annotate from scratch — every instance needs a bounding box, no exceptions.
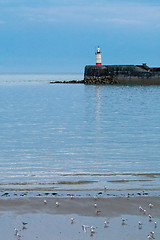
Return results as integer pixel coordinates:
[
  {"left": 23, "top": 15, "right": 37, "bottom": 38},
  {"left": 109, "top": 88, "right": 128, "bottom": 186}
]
[{"left": 96, "top": 47, "right": 102, "bottom": 65}]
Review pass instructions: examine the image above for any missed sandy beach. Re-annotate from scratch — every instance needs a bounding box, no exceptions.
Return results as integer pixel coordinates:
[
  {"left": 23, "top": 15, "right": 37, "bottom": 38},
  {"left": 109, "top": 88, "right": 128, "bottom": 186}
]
[{"left": 0, "top": 195, "right": 160, "bottom": 240}]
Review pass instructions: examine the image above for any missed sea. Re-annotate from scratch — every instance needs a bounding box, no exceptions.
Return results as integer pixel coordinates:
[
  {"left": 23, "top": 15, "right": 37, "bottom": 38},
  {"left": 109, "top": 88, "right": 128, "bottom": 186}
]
[{"left": 0, "top": 73, "right": 160, "bottom": 197}]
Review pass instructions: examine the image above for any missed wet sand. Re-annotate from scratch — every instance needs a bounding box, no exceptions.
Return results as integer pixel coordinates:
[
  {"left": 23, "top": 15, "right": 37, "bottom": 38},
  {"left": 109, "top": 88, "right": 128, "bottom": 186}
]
[{"left": 0, "top": 196, "right": 160, "bottom": 239}]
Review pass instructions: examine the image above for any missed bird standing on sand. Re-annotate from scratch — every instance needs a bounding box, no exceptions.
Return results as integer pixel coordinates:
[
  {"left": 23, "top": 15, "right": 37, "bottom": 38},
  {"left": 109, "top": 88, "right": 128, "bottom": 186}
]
[
  {"left": 70, "top": 195, "right": 74, "bottom": 200},
  {"left": 70, "top": 218, "right": 74, "bottom": 224},
  {"left": 150, "top": 231, "right": 155, "bottom": 239},
  {"left": 104, "top": 220, "right": 109, "bottom": 228},
  {"left": 17, "top": 233, "right": 22, "bottom": 239},
  {"left": 90, "top": 226, "right": 96, "bottom": 236},
  {"left": 94, "top": 203, "right": 97, "bottom": 208},
  {"left": 147, "top": 235, "right": 153, "bottom": 240},
  {"left": 154, "top": 222, "right": 157, "bottom": 228},
  {"left": 149, "top": 214, "right": 152, "bottom": 222},
  {"left": 56, "top": 201, "right": 59, "bottom": 207},
  {"left": 14, "top": 228, "right": 18, "bottom": 236},
  {"left": 143, "top": 209, "right": 147, "bottom": 214},
  {"left": 44, "top": 199, "right": 47, "bottom": 204},
  {"left": 139, "top": 206, "right": 143, "bottom": 212},
  {"left": 138, "top": 221, "right": 142, "bottom": 229},
  {"left": 22, "top": 222, "right": 28, "bottom": 226},
  {"left": 90, "top": 226, "right": 96, "bottom": 230},
  {"left": 121, "top": 218, "right": 127, "bottom": 225},
  {"left": 22, "top": 222, "right": 28, "bottom": 230},
  {"left": 149, "top": 203, "right": 154, "bottom": 208},
  {"left": 96, "top": 210, "right": 101, "bottom": 215},
  {"left": 82, "top": 225, "right": 89, "bottom": 232},
  {"left": 90, "top": 228, "right": 95, "bottom": 235}
]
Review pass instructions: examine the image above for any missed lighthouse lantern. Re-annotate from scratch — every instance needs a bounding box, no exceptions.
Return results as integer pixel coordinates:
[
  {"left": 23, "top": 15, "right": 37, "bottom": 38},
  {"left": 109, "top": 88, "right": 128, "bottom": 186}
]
[{"left": 96, "top": 47, "right": 102, "bottom": 65}]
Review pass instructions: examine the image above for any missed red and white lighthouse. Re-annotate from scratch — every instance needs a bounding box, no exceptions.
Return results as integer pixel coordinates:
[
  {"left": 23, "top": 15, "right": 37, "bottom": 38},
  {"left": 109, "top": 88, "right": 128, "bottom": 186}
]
[{"left": 96, "top": 47, "right": 102, "bottom": 65}]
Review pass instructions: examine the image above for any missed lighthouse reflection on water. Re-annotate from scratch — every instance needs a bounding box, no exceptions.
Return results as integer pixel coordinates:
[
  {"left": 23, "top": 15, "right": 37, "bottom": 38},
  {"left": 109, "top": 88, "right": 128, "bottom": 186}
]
[{"left": 95, "top": 47, "right": 102, "bottom": 128}]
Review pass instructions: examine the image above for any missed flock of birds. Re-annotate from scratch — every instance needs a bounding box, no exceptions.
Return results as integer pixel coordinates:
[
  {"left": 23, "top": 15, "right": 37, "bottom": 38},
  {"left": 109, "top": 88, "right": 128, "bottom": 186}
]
[
  {"left": 14, "top": 222, "right": 28, "bottom": 240},
  {"left": 78, "top": 201, "right": 157, "bottom": 239},
  {"left": 14, "top": 196, "right": 159, "bottom": 239},
  {"left": 138, "top": 203, "right": 157, "bottom": 240}
]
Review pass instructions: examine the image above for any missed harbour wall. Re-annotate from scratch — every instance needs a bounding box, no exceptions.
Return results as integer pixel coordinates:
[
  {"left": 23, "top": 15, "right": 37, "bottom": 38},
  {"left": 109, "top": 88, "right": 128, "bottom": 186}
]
[{"left": 84, "top": 65, "right": 160, "bottom": 85}]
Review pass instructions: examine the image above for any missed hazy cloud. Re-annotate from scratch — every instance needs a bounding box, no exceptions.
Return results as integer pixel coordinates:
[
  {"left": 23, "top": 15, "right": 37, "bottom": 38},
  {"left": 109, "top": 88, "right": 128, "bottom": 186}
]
[
  {"left": 11, "top": 3, "right": 160, "bottom": 28},
  {"left": 1, "top": 1, "right": 160, "bottom": 30}
]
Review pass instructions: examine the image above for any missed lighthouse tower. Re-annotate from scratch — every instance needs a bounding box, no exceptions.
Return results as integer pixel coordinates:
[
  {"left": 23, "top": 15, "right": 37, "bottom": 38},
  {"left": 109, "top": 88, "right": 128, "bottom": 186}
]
[{"left": 96, "top": 47, "right": 102, "bottom": 65}]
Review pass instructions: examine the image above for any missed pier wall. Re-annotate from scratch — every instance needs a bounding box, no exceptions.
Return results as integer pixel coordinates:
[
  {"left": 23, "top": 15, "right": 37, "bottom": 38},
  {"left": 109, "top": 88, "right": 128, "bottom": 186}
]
[{"left": 84, "top": 65, "right": 160, "bottom": 85}]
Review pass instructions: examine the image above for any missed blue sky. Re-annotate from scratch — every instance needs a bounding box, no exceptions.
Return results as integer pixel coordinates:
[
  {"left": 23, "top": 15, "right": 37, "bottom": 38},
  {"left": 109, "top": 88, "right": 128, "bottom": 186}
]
[{"left": 0, "top": 0, "right": 160, "bottom": 73}]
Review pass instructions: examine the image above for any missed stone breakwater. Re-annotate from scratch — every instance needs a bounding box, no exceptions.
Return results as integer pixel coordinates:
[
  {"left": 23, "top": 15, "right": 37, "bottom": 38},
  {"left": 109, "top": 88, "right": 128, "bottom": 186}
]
[
  {"left": 84, "top": 75, "right": 119, "bottom": 84},
  {"left": 84, "top": 65, "right": 160, "bottom": 85},
  {"left": 50, "top": 80, "right": 84, "bottom": 84}
]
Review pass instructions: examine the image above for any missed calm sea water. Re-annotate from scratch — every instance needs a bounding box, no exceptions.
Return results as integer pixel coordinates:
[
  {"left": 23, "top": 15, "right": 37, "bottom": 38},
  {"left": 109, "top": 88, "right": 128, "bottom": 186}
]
[{"left": 0, "top": 74, "right": 160, "bottom": 194}]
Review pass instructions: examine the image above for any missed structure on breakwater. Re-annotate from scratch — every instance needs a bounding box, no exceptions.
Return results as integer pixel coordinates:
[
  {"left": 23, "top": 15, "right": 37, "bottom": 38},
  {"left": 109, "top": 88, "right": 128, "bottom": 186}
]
[{"left": 84, "top": 47, "right": 160, "bottom": 85}]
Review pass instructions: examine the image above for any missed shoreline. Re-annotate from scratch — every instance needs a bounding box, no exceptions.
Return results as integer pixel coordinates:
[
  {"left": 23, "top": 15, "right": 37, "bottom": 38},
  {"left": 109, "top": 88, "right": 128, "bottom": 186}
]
[{"left": 0, "top": 195, "right": 160, "bottom": 217}]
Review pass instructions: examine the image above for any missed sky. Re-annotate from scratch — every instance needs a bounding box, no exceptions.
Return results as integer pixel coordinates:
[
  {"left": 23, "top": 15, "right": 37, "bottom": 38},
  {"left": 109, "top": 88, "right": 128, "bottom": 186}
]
[{"left": 0, "top": 0, "right": 160, "bottom": 73}]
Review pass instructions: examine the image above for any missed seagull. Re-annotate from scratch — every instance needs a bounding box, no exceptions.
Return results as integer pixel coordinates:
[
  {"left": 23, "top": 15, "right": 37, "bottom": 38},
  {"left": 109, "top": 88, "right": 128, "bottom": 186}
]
[
  {"left": 82, "top": 225, "right": 86, "bottom": 232},
  {"left": 90, "top": 228, "right": 95, "bottom": 235},
  {"left": 143, "top": 209, "right": 147, "bottom": 215},
  {"left": 56, "top": 201, "right": 59, "bottom": 207},
  {"left": 149, "top": 203, "right": 154, "bottom": 208},
  {"left": 90, "top": 226, "right": 96, "bottom": 235},
  {"left": 150, "top": 231, "right": 155, "bottom": 239},
  {"left": 138, "top": 221, "right": 142, "bottom": 229},
  {"left": 17, "top": 233, "right": 22, "bottom": 239},
  {"left": 121, "top": 218, "right": 127, "bottom": 225},
  {"left": 82, "top": 225, "right": 89, "bottom": 232},
  {"left": 96, "top": 210, "right": 101, "bottom": 215},
  {"left": 70, "top": 218, "right": 74, "bottom": 224},
  {"left": 147, "top": 235, "right": 153, "bottom": 240},
  {"left": 149, "top": 214, "right": 152, "bottom": 222},
  {"left": 154, "top": 222, "right": 157, "bottom": 228},
  {"left": 22, "top": 222, "right": 28, "bottom": 226},
  {"left": 94, "top": 203, "right": 97, "bottom": 208},
  {"left": 104, "top": 220, "right": 109, "bottom": 228},
  {"left": 70, "top": 195, "right": 74, "bottom": 200},
  {"left": 44, "top": 200, "right": 47, "bottom": 204},
  {"left": 90, "top": 226, "right": 96, "bottom": 230},
  {"left": 91, "top": 228, "right": 95, "bottom": 233},
  {"left": 139, "top": 206, "right": 143, "bottom": 212},
  {"left": 14, "top": 228, "right": 18, "bottom": 236}
]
